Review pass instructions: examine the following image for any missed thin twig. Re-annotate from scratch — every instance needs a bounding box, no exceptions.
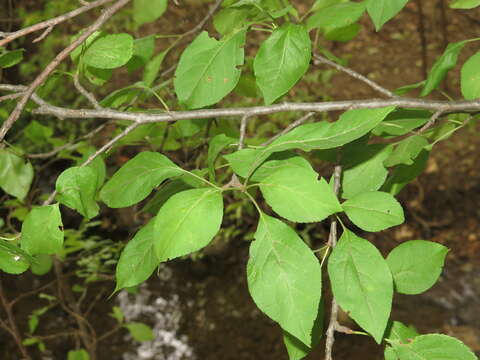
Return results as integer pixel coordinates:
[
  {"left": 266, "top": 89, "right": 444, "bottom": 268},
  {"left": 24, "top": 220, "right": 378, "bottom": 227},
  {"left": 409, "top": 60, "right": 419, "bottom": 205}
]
[
  {"left": 183, "top": 0, "right": 223, "bottom": 37},
  {"left": 0, "top": 0, "right": 131, "bottom": 143},
  {"left": 32, "top": 25, "right": 54, "bottom": 43},
  {"left": 417, "top": 109, "right": 443, "bottom": 133},
  {"left": 313, "top": 54, "right": 396, "bottom": 98},
  {"left": 0, "top": 0, "right": 114, "bottom": 47},
  {"left": 73, "top": 72, "right": 102, "bottom": 110},
  {"left": 261, "top": 112, "right": 315, "bottom": 146},
  {"left": 238, "top": 113, "right": 250, "bottom": 150}
]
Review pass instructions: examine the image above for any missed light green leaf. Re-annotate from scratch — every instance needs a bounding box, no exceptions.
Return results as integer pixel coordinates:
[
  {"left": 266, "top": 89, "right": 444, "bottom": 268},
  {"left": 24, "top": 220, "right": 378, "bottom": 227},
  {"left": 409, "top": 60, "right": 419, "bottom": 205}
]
[
  {"left": 174, "top": 30, "right": 246, "bottom": 109},
  {"left": 0, "top": 149, "right": 34, "bottom": 201},
  {"left": 384, "top": 135, "right": 428, "bottom": 167},
  {"left": 213, "top": 7, "right": 249, "bottom": 35},
  {"left": 386, "top": 240, "right": 448, "bottom": 294},
  {"left": 83, "top": 34, "right": 134, "bottom": 69},
  {"left": 421, "top": 41, "right": 467, "bottom": 96},
  {"left": 341, "top": 144, "right": 393, "bottom": 199},
  {"left": 124, "top": 322, "right": 154, "bottom": 341},
  {"left": 24, "top": 120, "right": 53, "bottom": 144},
  {"left": 372, "top": 109, "right": 430, "bottom": 138},
  {"left": 0, "top": 49, "right": 24, "bottom": 68},
  {"left": 389, "top": 334, "right": 477, "bottom": 360},
  {"left": 366, "top": 0, "right": 409, "bottom": 31},
  {"left": 21, "top": 204, "right": 64, "bottom": 255},
  {"left": 258, "top": 158, "right": 342, "bottom": 222},
  {"left": 126, "top": 35, "right": 155, "bottom": 72},
  {"left": 208, "top": 134, "right": 236, "bottom": 181},
  {"left": 133, "top": 0, "right": 167, "bottom": 25},
  {"left": 450, "top": 0, "right": 480, "bottom": 9},
  {"left": 254, "top": 23, "right": 311, "bottom": 104},
  {"left": 100, "top": 152, "right": 183, "bottom": 208},
  {"left": 56, "top": 166, "right": 100, "bottom": 219},
  {"left": 386, "top": 321, "right": 419, "bottom": 342},
  {"left": 306, "top": 2, "right": 365, "bottom": 32},
  {"left": 115, "top": 220, "right": 159, "bottom": 291},
  {"left": 0, "top": 240, "right": 30, "bottom": 274},
  {"left": 154, "top": 188, "right": 223, "bottom": 262},
  {"left": 247, "top": 214, "right": 322, "bottom": 346},
  {"left": 461, "top": 51, "right": 480, "bottom": 100},
  {"left": 143, "top": 50, "right": 167, "bottom": 87},
  {"left": 67, "top": 349, "right": 90, "bottom": 360},
  {"left": 342, "top": 191, "right": 404, "bottom": 231},
  {"left": 382, "top": 150, "right": 429, "bottom": 195},
  {"left": 328, "top": 229, "right": 393, "bottom": 343},
  {"left": 30, "top": 254, "right": 53, "bottom": 276}
]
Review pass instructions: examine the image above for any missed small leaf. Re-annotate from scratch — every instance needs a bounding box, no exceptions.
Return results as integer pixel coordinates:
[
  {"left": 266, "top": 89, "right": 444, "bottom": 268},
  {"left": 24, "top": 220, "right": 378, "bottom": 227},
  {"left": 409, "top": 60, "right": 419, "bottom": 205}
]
[
  {"left": 306, "top": 2, "right": 365, "bottom": 32},
  {"left": 83, "top": 34, "right": 134, "bottom": 69},
  {"left": 450, "top": 0, "right": 480, "bottom": 9},
  {"left": 0, "top": 49, "right": 24, "bottom": 68},
  {"left": 110, "top": 306, "right": 124, "bottom": 323},
  {"left": 21, "top": 204, "right": 64, "bottom": 255},
  {"left": 124, "top": 322, "right": 154, "bottom": 342},
  {"left": 328, "top": 229, "right": 393, "bottom": 343},
  {"left": 258, "top": 158, "right": 342, "bottom": 222},
  {"left": 421, "top": 41, "right": 467, "bottom": 96},
  {"left": 207, "top": 134, "right": 236, "bottom": 181},
  {"left": 386, "top": 240, "right": 448, "bottom": 294},
  {"left": 56, "top": 167, "right": 100, "bottom": 219},
  {"left": 143, "top": 50, "right": 167, "bottom": 87},
  {"left": 126, "top": 35, "right": 155, "bottom": 72},
  {"left": 213, "top": 7, "right": 249, "bottom": 35},
  {"left": 67, "top": 349, "right": 90, "bottom": 360},
  {"left": 372, "top": 109, "right": 430, "bottom": 138},
  {"left": 0, "top": 240, "right": 30, "bottom": 274},
  {"left": 100, "top": 152, "right": 183, "bottom": 208},
  {"left": 382, "top": 150, "right": 429, "bottom": 195},
  {"left": 254, "top": 23, "right": 311, "bottom": 104},
  {"left": 133, "top": 0, "right": 167, "bottom": 26},
  {"left": 385, "top": 321, "right": 419, "bottom": 342},
  {"left": 154, "top": 188, "right": 223, "bottom": 262},
  {"left": 461, "top": 51, "right": 480, "bottom": 100},
  {"left": 115, "top": 220, "right": 159, "bottom": 291},
  {"left": 366, "top": 0, "right": 409, "bottom": 31},
  {"left": 383, "top": 135, "right": 428, "bottom": 167},
  {"left": 247, "top": 214, "right": 322, "bottom": 346},
  {"left": 174, "top": 30, "right": 246, "bottom": 109},
  {"left": 30, "top": 254, "right": 53, "bottom": 276},
  {"left": 0, "top": 149, "right": 34, "bottom": 201},
  {"left": 342, "top": 191, "right": 405, "bottom": 232},
  {"left": 389, "top": 334, "right": 477, "bottom": 360},
  {"left": 24, "top": 120, "right": 53, "bottom": 144}
]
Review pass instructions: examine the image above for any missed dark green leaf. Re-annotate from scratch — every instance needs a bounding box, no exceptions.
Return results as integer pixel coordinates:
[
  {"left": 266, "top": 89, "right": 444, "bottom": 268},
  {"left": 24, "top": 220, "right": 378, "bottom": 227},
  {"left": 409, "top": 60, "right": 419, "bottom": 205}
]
[
  {"left": 382, "top": 150, "right": 429, "bottom": 195},
  {"left": 384, "top": 135, "right": 428, "bottom": 167},
  {"left": 143, "top": 50, "right": 167, "bottom": 87},
  {"left": 126, "top": 35, "right": 155, "bottom": 72},
  {"left": 142, "top": 180, "right": 192, "bottom": 214},
  {"left": 0, "top": 49, "right": 24, "bottom": 68},
  {"left": 24, "top": 120, "right": 53, "bottom": 144},
  {"left": 213, "top": 7, "right": 249, "bottom": 35},
  {"left": 0, "top": 149, "right": 34, "bottom": 201},
  {"left": 208, "top": 134, "right": 236, "bottom": 181},
  {"left": 372, "top": 109, "right": 430, "bottom": 138},
  {"left": 83, "top": 34, "right": 134, "bottom": 69}
]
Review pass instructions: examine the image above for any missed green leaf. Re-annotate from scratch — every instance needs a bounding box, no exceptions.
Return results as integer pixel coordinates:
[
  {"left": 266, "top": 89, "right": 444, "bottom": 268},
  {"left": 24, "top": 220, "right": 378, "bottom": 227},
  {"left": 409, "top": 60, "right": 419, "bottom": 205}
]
[
  {"left": 110, "top": 306, "right": 124, "bottom": 323},
  {"left": 382, "top": 150, "right": 429, "bottom": 195},
  {"left": 225, "top": 107, "right": 395, "bottom": 178},
  {"left": 461, "top": 51, "right": 480, "bottom": 100},
  {"left": 126, "top": 35, "right": 155, "bottom": 72},
  {"left": 342, "top": 191, "right": 404, "bottom": 232},
  {"left": 100, "top": 152, "right": 183, "bottom": 208},
  {"left": 450, "top": 0, "right": 480, "bottom": 9},
  {"left": 372, "top": 109, "right": 430, "bottom": 138},
  {"left": 115, "top": 220, "right": 159, "bottom": 291},
  {"left": 247, "top": 214, "right": 322, "bottom": 346},
  {"left": 67, "top": 349, "right": 90, "bottom": 360},
  {"left": 174, "top": 30, "right": 246, "bottom": 109},
  {"left": 306, "top": 2, "right": 365, "bottom": 32},
  {"left": 0, "top": 149, "right": 34, "bottom": 201},
  {"left": 154, "top": 188, "right": 223, "bottom": 262},
  {"left": 143, "top": 50, "right": 167, "bottom": 87},
  {"left": 366, "top": 0, "right": 409, "bottom": 31},
  {"left": 56, "top": 167, "right": 100, "bottom": 219},
  {"left": 208, "top": 134, "right": 236, "bottom": 181},
  {"left": 324, "top": 23, "right": 361, "bottom": 42},
  {"left": 83, "top": 34, "right": 134, "bottom": 69},
  {"left": 30, "top": 254, "right": 52, "bottom": 276},
  {"left": 142, "top": 179, "right": 192, "bottom": 214},
  {"left": 213, "top": 7, "right": 249, "bottom": 35},
  {"left": 386, "top": 240, "right": 448, "bottom": 294},
  {"left": 328, "top": 229, "right": 393, "bottom": 343},
  {"left": 133, "top": 0, "right": 167, "bottom": 26},
  {"left": 254, "top": 23, "right": 311, "bottom": 104},
  {"left": 0, "top": 240, "right": 30, "bottom": 274},
  {"left": 258, "top": 158, "right": 342, "bottom": 222},
  {"left": 389, "top": 334, "right": 477, "bottom": 360},
  {"left": 124, "top": 322, "right": 154, "bottom": 341},
  {"left": 21, "top": 204, "right": 64, "bottom": 255},
  {"left": 384, "top": 135, "right": 428, "bottom": 167},
  {"left": 341, "top": 144, "right": 393, "bottom": 199},
  {"left": 24, "top": 120, "right": 53, "bottom": 144},
  {"left": 421, "top": 41, "right": 467, "bottom": 96},
  {"left": 85, "top": 66, "right": 112, "bottom": 86},
  {"left": 385, "top": 321, "right": 419, "bottom": 342},
  {"left": 0, "top": 49, "right": 24, "bottom": 68}
]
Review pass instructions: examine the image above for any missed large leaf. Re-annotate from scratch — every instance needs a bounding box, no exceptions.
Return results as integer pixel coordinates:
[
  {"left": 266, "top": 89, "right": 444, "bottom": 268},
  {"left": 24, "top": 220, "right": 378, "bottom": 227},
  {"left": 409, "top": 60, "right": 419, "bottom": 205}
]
[
  {"left": 461, "top": 51, "right": 480, "bottom": 100},
  {"left": 100, "top": 152, "right": 182, "bottom": 208},
  {"left": 174, "top": 30, "right": 246, "bottom": 109},
  {"left": 306, "top": 2, "right": 365, "bottom": 32},
  {"left": 21, "top": 204, "right": 64, "bottom": 255},
  {"left": 0, "top": 149, "right": 34, "bottom": 201},
  {"left": 154, "top": 188, "right": 223, "bottom": 261},
  {"left": 421, "top": 41, "right": 467, "bottom": 96},
  {"left": 115, "top": 220, "right": 159, "bottom": 291},
  {"left": 225, "top": 107, "right": 395, "bottom": 178},
  {"left": 133, "top": 0, "right": 167, "bottom": 26},
  {"left": 328, "top": 230, "right": 393, "bottom": 343},
  {"left": 342, "top": 191, "right": 404, "bottom": 232},
  {"left": 389, "top": 334, "right": 477, "bottom": 360},
  {"left": 366, "top": 0, "right": 409, "bottom": 31},
  {"left": 83, "top": 33, "right": 134, "bottom": 69},
  {"left": 386, "top": 240, "right": 448, "bottom": 294},
  {"left": 56, "top": 166, "right": 100, "bottom": 219},
  {"left": 247, "top": 214, "right": 322, "bottom": 347},
  {"left": 254, "top": 23, "right": 311, "bottom": 104},
  {"left": 258, "top": 158, "right": 342, "bottom": 222}
]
